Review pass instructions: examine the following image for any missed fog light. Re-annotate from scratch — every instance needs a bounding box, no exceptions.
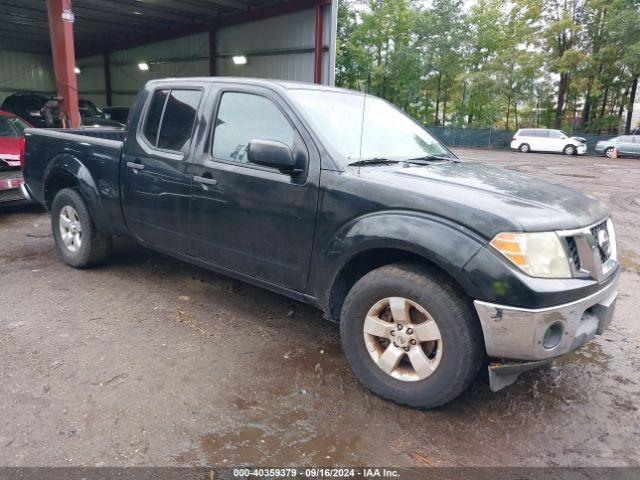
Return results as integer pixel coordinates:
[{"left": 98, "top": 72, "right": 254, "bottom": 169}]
[{"left": 543, "top": 322, "right": 563, "bottom": 350}]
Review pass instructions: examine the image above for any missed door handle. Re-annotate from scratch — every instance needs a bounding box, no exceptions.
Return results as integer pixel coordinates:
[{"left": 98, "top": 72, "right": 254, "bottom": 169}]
[
  {"left": 193, "top": 175, "right": 218, "bottom": 186},
  {"left": 127, "top": 161, "right": 144, "bottom": 171}
]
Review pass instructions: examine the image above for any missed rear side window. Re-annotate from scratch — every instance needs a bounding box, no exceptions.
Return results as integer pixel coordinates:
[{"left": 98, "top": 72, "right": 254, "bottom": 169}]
[
  {"left": 212, "top": 92, "right": 294, "bottom": 164},
  {"left": 143, "top": 89, "right": 168, "bottom": 146},
  {"left": 142, "top": 89, "right": 202, "bottom": 154},
  {"left": 157, "top": 90, "right": 202, "bottom": 153},
  {"left": 519, "top": 129, "right": 533, "bottom": 136}
]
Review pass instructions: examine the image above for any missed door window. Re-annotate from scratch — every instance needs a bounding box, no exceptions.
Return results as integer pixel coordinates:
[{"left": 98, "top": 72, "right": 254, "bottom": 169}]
[
  {"left": 142, "top": 89, "right": 169, "bottom": 146},
  {"left": 620, "top": 136, "right": 634, "bottom": 143},
  {"left": 212, "top": 92, "right": 294, "bottom": 164},
  {"left": 549, "top": 130, "right": 565, "bottom": 139},
  {"left": 142, "top": 89, "right": 203, "bottom": 154}
]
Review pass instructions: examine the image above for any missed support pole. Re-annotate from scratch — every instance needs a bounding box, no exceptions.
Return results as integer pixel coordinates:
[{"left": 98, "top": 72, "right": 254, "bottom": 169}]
[
  {"left": 103, "top": 52, "right": 112, "bottom": 107},
  {"left": 46, "top": 0, "right": 80, "bottom": 128},
  {"left": 209, "top": 28, "right": 217, "bottom": 77},
  {"left": 314, "top": 3, "right": 323, "bottom": 84}
]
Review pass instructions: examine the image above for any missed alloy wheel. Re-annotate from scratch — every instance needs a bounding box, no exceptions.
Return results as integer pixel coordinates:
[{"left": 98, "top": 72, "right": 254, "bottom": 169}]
[
  {"left": 363, "top": 297, "right": 443, "bottom": 382},
  {"left": 59, "top": 205, "right": 82, "bottom": 253}
]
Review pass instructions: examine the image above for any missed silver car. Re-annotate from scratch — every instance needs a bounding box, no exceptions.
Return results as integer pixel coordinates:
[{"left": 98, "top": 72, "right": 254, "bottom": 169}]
[{"left": 595, "top": 135, "right": 640, "bottom": 158}]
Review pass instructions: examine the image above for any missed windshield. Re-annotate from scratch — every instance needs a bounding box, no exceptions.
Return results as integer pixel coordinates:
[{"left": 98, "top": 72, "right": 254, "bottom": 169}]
[
  {"left": 0, "top": 116, "right": 28, "bottom": 137},
  {"left": 288, "top": 89, "right": 454, "bottom": 167}
]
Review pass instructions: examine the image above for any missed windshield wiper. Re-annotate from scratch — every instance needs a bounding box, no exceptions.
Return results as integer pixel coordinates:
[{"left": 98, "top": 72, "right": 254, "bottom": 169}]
[
  {"left": 404, "top": 154, "right": 453, "bottom": 163},
  {"left": 348, "top": 158, "right": 402, "bottom": 166}
]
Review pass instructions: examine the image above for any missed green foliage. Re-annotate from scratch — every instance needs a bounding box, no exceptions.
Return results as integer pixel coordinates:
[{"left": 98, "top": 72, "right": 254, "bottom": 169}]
[{"left": 335, "top": 0, "right": 640, "bottom": 133}]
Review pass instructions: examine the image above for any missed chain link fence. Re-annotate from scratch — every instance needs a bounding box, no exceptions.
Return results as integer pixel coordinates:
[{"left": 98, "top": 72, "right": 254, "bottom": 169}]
[{"left": 426, "top": 126, "right": 614, "bottom": 155}]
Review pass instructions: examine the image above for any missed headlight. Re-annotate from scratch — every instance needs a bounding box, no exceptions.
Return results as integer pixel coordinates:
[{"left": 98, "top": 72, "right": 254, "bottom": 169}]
[{"left": 490, "top": 232, "right": 572, "bottom": 278}]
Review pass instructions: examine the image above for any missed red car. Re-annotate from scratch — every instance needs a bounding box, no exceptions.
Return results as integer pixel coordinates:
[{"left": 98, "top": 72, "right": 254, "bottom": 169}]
[{"left": 0, "top": 110, "right": 30, "bottom": 205}]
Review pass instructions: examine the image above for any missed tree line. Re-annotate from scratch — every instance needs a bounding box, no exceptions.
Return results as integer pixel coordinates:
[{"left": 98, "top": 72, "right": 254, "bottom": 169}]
[{"left": 335, "top": 0, "right": 640, "bottom": 134}]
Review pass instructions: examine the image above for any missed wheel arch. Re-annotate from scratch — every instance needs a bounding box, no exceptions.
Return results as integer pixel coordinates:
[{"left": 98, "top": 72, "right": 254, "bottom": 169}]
[
  {"left": 317, "top": 212, "right": 484, "bottom": 322},
  {"left": 43, "top": 153, "right": 110, "bottom": 233}
]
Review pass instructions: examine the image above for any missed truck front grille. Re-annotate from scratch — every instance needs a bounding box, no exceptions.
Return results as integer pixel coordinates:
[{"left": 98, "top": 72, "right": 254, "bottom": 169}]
[
  {"left": 565, "top": 237, "right": 581, "bottom": 270},
  {"left": 561, "top": 218, "right": 616, "bottom": 280},
  {"left": 590, "top": 220, "right": 611, "bottom": 263}
]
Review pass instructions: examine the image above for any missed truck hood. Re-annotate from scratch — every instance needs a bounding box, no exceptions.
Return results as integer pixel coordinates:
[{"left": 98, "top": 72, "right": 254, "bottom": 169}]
[{"left": 356, "top": 161, "right": 608, "bottom": 238}]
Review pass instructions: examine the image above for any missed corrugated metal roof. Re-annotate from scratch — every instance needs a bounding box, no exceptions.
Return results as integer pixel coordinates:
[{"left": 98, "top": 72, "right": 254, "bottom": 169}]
[{"left": 0, "top": 0, "right": 296, "bottom": 55}]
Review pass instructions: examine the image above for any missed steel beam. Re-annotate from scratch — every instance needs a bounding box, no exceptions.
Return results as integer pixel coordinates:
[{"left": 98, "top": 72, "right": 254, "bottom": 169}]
[
  {"left": 314, "top": 3, "right": 323, "bottom": 84},
  {"left": 103, "top": 52, "right": 112, "bottom": 106},
  {"left": 209, "top": 28, "right": 217, "bottom": 76},
  {"left": 46, "top": 0, "right": 80, "bottom": 128}
]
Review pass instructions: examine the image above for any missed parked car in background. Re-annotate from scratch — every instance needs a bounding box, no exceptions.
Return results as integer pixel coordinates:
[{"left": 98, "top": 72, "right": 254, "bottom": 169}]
[
  {"left": 0, "top": 110, "right": 29, "bottom": 204},
  {"left": 78, "top": 99, "right": 124, "bottom": 128},
  {"left": 1, "top": 92, "right": 124, "bottom": 128},
  {"left": 595, "top": 135, "right": 640, "bottom": 158},
  {"left": 22, "top": 78, "right": 620, "bottom": 409},
  {"left": 1, "top": 92, "right": 51, "bottom": 127},
  {"left": 511, "top": 128, "right": 587, "bottom": 155},
  {"left": 102, "top": 106, "right": 130, "bottom": 125}
]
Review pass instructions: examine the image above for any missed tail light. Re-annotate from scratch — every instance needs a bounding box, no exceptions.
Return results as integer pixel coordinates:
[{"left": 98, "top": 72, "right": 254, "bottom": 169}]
[
  {"left": 511, "top": 136, "right": 517, "bottom": 142},
  {"left": 18, "top": 136, "right": 26, "bottom": 169}
]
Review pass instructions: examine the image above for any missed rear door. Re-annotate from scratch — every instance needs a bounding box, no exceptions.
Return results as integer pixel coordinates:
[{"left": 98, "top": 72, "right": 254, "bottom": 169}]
[
  {"left": 121, "top": 86, "right": 204, "bottom": 254},
  {"left": 529, "top": 129, "right": 547, "bottom": 151},
  {"left": 188, "top": 86, "right": 320, "bottom": 291}
]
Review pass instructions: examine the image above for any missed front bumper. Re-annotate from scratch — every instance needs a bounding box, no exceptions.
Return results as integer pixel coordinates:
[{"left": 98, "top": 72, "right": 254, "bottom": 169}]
[
  {"left": 576, "top": 144, "right": 587, "bottom": 155},
  {"left": 474, "top": 272, "right": 618, "bottom": 362}
]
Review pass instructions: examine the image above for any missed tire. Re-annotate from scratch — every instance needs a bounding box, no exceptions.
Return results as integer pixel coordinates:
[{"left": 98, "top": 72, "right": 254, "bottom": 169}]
[
  {"left": 563, "top": 145, "right": 576, "bottom": 155},
  {"left": 604, "top": 147, "right": 615, "bottom": 158},
  {"left": 340, "top": 262, "right": 484, "bottom": 409},
  {"left": 51, "top": 188, "right": 112, "bottom": 268},
  {"left": 519, "top": 143, "right": 530, "bottom": 153}
]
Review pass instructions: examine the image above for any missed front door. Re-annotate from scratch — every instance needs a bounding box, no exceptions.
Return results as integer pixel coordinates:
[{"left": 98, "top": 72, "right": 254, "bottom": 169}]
[
  {"left": 121, "top": 87, "right": 204, "bottom": 253},
  {"left": 189, "top": 88, "right": 320, "bottom": 292}
]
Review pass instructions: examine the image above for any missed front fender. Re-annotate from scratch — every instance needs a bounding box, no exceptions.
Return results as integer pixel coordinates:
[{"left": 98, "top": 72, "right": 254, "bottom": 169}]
[
  {"left": 44, "top": 154, "right": 111, "bottom": 234},
  {"left": 310, "top": 210, "right": 486, "bottom": 311}
]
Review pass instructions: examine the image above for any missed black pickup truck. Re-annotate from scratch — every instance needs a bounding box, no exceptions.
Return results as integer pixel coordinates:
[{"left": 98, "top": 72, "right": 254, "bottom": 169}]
[{"left": 22, "top": 78, "right": 619, "bottom": 408}]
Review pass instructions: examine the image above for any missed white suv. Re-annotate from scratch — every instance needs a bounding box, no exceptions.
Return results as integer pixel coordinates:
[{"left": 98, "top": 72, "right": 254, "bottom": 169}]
[{"left": 511, "top": 128, "right": 587, "bottom": 155}]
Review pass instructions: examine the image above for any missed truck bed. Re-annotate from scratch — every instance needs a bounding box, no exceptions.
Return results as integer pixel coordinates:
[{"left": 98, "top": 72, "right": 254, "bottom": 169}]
[{"left": 22, "top": 127, "right": 128, "bottom": 235}]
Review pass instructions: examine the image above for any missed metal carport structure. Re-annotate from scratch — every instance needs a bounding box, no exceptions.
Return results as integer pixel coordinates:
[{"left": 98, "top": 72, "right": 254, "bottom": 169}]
[{"left": 0, "top": 0, "right": 337, "bottom": 126}]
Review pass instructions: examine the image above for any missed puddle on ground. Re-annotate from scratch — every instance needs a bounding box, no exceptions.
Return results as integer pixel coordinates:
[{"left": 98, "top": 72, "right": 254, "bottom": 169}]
[
  {"left": 555, "top": 341, "right": 612, "bottom": 371},
  {"left": 176, "top": 330, "right": 364, "bottom": 466},
  {"left": 555, "top": 173, "right": 598, "bottom": 179},
  {"left": 620, "top": 250, "right": 640, "bottom": 274}
]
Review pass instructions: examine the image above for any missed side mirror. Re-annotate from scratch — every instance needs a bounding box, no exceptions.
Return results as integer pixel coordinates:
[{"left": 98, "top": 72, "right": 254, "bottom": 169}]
[{"left": 248, "top": 139, "right": 299, "bottom": 174}]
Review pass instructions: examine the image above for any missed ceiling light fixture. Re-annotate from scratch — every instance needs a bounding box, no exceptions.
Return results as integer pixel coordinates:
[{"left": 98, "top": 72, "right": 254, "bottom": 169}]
[
  {"left": 232, "top": 55, "right": 247, "bottom": 65},
  {"left": 138, "top": 62, "right": 150, "bottom": 71}
]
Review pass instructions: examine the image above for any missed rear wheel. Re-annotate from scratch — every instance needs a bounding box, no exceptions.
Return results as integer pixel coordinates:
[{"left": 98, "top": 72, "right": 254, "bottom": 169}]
[
  {"left": 51, "top": 188, "right": 112, "bottom": 268},
  {"left": 563, "top": 145, "right": 576, "bottom": 155},
  {"left": 340, "top": 262, "right": 484, "bottom": 409},
  {"left": 519, "top": 143, "right": 530, "bottom": 153}
]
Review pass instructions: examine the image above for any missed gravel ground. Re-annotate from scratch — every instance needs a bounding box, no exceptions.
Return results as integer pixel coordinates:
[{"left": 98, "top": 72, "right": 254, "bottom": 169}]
[{"left": 0, "top": 148, "right": 639, "bottom": 467}]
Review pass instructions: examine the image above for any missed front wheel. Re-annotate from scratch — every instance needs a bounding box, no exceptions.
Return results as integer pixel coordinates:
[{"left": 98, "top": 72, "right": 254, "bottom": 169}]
[
  {"left": 340, "top": 263, "right": 484, "bottom": 409},
  {"left": 563, "top": 145, "right": 576, "bottom": 155},
  {"left": 604, "top": 147, "right": 615, "bottom": 158},
  {"left": 51, "top": 188, "right": 112, "bottom": 268}
]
